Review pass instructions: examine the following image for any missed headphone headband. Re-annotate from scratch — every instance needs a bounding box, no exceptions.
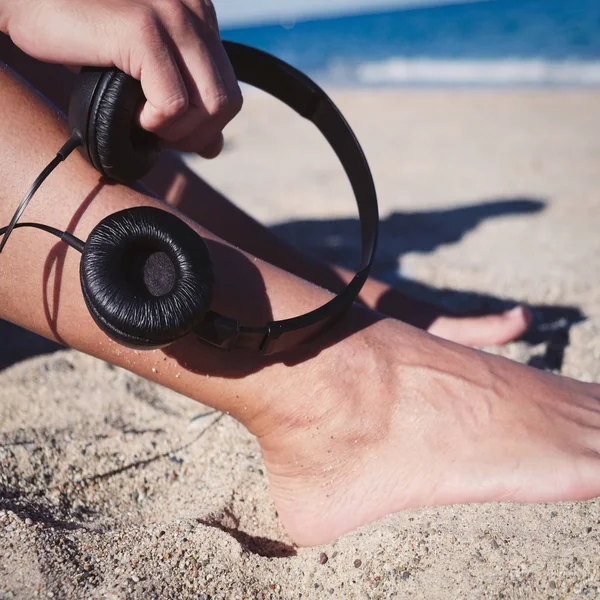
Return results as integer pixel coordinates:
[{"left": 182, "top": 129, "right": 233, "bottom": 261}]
[{"left": 193, "top": 42, "right": 379, "bottom": 354}]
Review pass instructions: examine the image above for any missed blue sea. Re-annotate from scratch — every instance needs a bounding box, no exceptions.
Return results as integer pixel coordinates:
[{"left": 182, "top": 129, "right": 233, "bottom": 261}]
[{"left": 221, "top": 0, "right": 600, "bottom": 87}]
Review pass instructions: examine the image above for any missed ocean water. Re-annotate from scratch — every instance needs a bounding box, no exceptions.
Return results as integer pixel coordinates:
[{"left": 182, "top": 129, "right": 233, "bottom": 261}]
[{"left": 221, "top": 0, "right": 600, "bottom": 86}]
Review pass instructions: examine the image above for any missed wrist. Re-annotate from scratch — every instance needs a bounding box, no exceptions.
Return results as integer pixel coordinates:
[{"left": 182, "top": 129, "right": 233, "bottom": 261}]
[{"left": 251, "top": 303, "right": 386, "bottom": 437}]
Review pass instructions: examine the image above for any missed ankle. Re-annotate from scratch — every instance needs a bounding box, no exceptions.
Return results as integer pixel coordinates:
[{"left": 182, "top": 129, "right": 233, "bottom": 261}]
[{"left": 255, "top": 311, "right": 397, "bottom": 459}]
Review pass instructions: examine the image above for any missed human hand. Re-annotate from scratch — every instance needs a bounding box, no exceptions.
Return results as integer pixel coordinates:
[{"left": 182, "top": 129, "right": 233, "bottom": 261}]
[{"left": 0, "top": 0, "right": 242, "bottom": 158}]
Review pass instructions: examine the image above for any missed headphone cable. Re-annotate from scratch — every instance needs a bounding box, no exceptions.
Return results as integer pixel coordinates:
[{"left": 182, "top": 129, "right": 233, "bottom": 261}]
[
  {"left": 0, "top": 222, "right": 85, "bottom": 253},
  {"left": 0, "top": 132, "right": 82, "bottom": 254}
]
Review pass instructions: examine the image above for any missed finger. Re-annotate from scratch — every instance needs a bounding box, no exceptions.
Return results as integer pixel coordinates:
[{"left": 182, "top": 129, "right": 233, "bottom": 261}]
[
  {"left": 149, "top": 5, "right": 241, "bottom": 147},
  {"left": 182, "top": 0, "right": 242, "bottom": 101},
  {"left": 131, "top": 15, "right": 190, "bottom": 132},
  {"left": 154, "top": 42, "right": 226, "bottom": 144},
  {"left": 199, "top": 135, "right": 224, "bottom": 159},
  {"left": 180, "top": 0, "right": 221, "bottom": 38},
  {"left": 203, "top": 38, "right": 242, "bottom": 111}
]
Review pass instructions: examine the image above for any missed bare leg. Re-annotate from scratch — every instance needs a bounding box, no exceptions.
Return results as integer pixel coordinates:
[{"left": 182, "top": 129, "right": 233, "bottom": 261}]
[
  {"left": 0, "top": 34, "right": 532, "bottom": 347},
  {"left": 143, "top": 150, "right": 533, "bottom": 346},
  {"left": 1, "top": 58, "right": 599, "bottom": 549}
]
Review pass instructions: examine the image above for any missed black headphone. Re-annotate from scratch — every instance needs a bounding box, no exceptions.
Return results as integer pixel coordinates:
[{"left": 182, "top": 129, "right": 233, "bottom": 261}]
[{"left": 0, "top": 41, "right": 379, "bottom": 355}]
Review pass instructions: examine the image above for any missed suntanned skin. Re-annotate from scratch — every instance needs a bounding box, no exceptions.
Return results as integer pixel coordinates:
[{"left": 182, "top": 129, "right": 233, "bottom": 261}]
[
  {"left": 1, "top": 60, "right": 599, "bottom": 548},
  {"left": 0, "top": 33, "right": 533, "bottom": 347}
]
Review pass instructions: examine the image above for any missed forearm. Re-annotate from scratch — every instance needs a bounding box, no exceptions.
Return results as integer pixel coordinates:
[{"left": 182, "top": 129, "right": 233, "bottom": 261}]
[{"left": 0, "top": 61, "right": 371, "bottom": 437}]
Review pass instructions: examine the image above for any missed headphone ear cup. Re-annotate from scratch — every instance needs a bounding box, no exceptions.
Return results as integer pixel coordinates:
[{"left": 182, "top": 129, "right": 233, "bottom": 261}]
[
  {"left": 92, "top": 71, "right": 160, "bottom": 184},
  {"left": 80, "top": 206, "right": 214, "bottom": 349}
]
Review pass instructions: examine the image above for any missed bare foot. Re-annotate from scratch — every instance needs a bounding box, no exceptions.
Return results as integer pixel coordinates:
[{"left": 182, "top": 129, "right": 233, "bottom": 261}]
[
  {"left": 250, "top": 314, "right": 599, "bottom": 547},
  {"left": 427, "top": 305, "right": 533, "bottom": 347},
  {"left": 370, "top": 281, "right": 533, "bottom": 347}
]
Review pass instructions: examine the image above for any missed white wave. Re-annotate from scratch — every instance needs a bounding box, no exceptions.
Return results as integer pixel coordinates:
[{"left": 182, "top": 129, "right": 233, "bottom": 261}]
[
  {"left": 217, "top": 0, "right": 489, "bottom": 28},
  {"left": 337, "top": 58, "right": 600, "bottom": 86}
]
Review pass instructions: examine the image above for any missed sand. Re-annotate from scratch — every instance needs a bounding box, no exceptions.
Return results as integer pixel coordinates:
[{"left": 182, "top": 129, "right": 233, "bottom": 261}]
[{"left": 1, "top": 89, "right": 600, "bottom": 599}]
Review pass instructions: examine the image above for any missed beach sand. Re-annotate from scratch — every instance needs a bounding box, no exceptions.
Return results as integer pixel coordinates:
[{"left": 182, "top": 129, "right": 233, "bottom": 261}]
[{"left": 1, "top": 89, "right": 600, "bottom": 599}]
